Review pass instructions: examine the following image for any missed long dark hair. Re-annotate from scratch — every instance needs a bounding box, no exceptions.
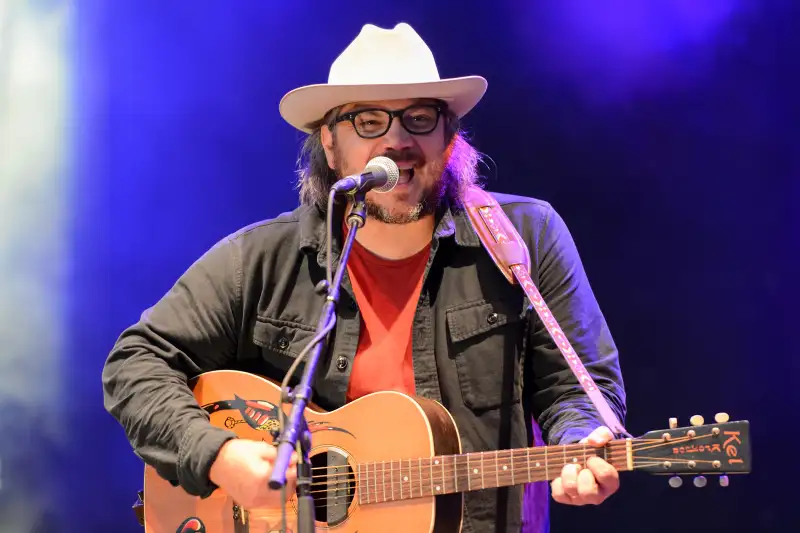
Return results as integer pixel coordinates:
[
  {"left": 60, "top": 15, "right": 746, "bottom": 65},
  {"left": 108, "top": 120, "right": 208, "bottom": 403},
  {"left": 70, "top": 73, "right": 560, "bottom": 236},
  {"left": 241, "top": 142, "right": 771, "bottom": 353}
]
[{"left": 294, "top": 104, "right": 484, "bottom": 210}]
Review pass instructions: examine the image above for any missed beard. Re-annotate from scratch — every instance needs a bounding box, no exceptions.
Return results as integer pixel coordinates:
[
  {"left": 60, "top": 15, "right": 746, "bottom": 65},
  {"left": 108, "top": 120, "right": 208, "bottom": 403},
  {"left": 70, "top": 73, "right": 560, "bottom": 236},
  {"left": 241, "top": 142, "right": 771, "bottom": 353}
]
[
  {"left": 366, "top": 159, "right": 447, "bottom": 224},
  {"left": 329, "top": 132, "right": 481, "bottom": 225},
  {"left": 333, "top": 147, "right": 449, "bottom": 225}
]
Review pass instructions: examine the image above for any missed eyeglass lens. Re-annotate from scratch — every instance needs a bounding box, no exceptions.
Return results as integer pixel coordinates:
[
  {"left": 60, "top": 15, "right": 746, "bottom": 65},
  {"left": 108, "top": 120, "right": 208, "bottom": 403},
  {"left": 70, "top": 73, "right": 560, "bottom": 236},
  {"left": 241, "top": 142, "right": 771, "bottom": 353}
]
[{"left": 352, "top": 105, "right": 439, "bottom": 138}]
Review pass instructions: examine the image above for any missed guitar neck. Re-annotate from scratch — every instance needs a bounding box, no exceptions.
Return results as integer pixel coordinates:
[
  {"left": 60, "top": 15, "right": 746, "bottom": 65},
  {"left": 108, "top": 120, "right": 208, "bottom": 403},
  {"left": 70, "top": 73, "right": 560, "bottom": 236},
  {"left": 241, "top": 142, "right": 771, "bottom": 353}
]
[{"left": 356, "top": 440, "right": 633, "bottom": 505}]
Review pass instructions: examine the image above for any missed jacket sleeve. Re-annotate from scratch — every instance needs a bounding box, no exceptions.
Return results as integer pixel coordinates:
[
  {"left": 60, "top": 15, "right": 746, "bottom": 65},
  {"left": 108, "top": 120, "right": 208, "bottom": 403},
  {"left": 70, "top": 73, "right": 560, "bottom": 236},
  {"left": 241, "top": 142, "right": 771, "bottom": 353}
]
[
  {"left": 526, "top": 205, "right": 627, "bottom": 446},
  {"left": 101, "top": 236, "right": 241, "bottom": 497}
]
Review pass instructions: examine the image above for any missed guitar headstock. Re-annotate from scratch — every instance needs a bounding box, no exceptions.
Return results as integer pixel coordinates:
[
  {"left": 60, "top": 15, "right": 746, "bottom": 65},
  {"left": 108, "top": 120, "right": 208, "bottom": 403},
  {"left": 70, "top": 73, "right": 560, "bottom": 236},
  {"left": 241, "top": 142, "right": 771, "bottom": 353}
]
[{"left": 633, "top": 412, "right": 750, "bottom": 488}]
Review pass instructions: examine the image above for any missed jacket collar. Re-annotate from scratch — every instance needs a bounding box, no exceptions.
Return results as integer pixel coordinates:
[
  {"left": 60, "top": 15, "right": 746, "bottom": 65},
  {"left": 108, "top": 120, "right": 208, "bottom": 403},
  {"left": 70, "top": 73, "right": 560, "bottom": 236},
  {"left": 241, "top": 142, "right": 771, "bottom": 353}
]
[{"left": 298, "top": 199, "right": 482, "bottom": 261}]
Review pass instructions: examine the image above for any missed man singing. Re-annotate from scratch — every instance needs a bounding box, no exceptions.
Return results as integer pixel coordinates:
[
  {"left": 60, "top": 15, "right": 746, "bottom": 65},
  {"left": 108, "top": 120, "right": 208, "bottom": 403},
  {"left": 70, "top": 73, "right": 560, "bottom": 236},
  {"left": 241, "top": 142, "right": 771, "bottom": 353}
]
[{"left": 102, "top": 22, "right": 627, "bottom": 532}]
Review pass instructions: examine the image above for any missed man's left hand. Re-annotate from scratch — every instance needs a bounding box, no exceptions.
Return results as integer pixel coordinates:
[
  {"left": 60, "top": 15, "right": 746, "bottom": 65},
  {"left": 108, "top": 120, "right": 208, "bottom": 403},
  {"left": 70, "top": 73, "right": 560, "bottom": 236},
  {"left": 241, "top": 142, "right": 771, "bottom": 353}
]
[{"left": 550, "top": 426, "right": 620, "bottom": 506}]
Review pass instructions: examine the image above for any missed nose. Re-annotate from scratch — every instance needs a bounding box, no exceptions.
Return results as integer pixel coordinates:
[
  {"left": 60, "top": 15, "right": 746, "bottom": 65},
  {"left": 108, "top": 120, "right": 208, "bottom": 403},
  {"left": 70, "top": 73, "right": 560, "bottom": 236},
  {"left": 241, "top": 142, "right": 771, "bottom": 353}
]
[{"left": 379, "top": 115, "right": 415, "bottom": 151}]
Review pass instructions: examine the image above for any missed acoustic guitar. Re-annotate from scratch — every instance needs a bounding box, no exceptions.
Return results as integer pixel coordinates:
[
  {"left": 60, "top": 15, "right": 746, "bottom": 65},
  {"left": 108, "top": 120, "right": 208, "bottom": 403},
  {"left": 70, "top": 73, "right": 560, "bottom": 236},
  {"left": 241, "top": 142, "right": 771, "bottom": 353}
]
[{"left": 140, "top": 370, "right": 751, "bottom": 532}]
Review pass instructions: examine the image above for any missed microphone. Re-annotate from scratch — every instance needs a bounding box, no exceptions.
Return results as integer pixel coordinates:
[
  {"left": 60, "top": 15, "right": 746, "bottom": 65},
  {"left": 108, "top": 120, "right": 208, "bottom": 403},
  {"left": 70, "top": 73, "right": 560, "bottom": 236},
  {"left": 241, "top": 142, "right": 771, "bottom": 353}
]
[{"left": 331, "top": 156, "right": 400, "bottom": 195}]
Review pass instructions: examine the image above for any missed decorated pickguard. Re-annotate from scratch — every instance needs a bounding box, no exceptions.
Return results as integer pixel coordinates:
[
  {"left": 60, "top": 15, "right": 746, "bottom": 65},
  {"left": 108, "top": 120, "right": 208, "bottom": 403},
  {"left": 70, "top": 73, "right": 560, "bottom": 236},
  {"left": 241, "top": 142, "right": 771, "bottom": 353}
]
[{"left": 201, "top": 395, "right": 354, "bottom": 439}]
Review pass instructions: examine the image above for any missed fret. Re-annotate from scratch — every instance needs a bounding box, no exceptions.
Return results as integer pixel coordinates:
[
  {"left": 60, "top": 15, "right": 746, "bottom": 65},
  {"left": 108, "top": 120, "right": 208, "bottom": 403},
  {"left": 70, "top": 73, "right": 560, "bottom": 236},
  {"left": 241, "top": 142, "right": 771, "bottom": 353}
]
[
  {"left": 526, "top": 448, "right": 531, "bottom": 483},
  {"left": 545, "top": 447, "right": 549, "bottom": 480},
  {"left": 401, "top": 458, "right": 407, "bottom": 500},
  {"left": 364, "top": 462, "right": 369, "bottom": 504},
  {"left": 626, "top": 438, "right": 633, "bottom": 471},
  {"left": 372, "top": 463, "right": 380, "bottom": 503},
  {"left": 460, "top": 454, "right": 470, "bottom": 492},
  {"left": 408, "top": 458, "right": 413, "bottom": 498},
  {"left": 494, "top": 452, "right": 499, "bottom": 488},
  {"left": 582, "top": 445, "right": 587, "bottom": 467},
  {"left": 448, "top": 456, "right": 454, "bottom": 493},
  {"left": 382, "top": 461, "right": 386, "bottom": 502},
  {"left": 390, "top": 460, "right": 395, "bottom": 501},
  {"left": 510, "top": 451, "right": 515, "bottom": 485},
  {"left": 454, "top": 455, "right": 461, "bottom": 493},
  {"left": 480, "top": 452, "right": 485, "bottom": 489},
  {"left": 358, "top": 463, "right": 363, "bottom": 504},
  {"left": 400, "top": 460, "right": 404, "bottom": 500},
  {"left": 442, "top": 456, "right": 448, "bottom": 494},
  {"left": 562, "top": 444, "right": 567, "bottom": 470},
  {"left": 438, "top": 457, "right": 447, "bottom": 492},
  {"left": 467, "top": 454, "right": 472, "bottom": 490},
  {"left": 430, "top": 457, "right": 435, "bottom": 496},
  {"left": 401, "top": 458, "right": 405, "bottom": 497},
  {"left": 418, "top": 458, "right": 423, "bottom": 497},
  {"left": 400, "top": 459, "right": 405, "bottom": 500}
]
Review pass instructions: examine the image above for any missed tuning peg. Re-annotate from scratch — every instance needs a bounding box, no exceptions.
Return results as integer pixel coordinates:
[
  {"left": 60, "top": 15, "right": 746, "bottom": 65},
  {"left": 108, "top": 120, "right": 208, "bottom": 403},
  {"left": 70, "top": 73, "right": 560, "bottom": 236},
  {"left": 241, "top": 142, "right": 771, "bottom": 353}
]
[
  {"left": 714, "top": 412, "right": 730, "bottom": 423},
  {"left": 693, "top": 476, "right": 707, "bottom": 488},
  {"left": 719, "top": 475, "right": 729, "bottom": 487},
  {"left": 669, "top": 417, "right": 678, "bottom": 429},
  {"left": 690, "top": 415, "right": 705, "bottom": 426},
  {"left": 668, "top": 476, "right": 683, "bottom": 488}
]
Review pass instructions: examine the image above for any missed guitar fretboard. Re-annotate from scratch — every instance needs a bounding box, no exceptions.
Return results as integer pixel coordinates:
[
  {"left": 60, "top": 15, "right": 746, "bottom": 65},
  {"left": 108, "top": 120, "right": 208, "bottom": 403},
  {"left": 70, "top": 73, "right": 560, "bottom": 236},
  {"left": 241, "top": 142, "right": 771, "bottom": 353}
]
[{"left": 356, "top": 441, "right": 632, "bottom": 505}]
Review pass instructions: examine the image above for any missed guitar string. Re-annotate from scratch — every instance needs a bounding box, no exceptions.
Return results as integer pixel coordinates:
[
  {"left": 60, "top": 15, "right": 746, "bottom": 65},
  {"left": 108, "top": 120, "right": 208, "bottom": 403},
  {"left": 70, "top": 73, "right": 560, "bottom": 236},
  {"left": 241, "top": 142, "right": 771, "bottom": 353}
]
[
  {"left": 310, "top": 462, "right": 702, "bottom": 493},
  {"left": 241, "top": 433, "right": 734, "bottom": 511},
  {"left": 241, "top": 459, "right": 683, "bottom": 516},
  {"left": 302, "top": 448, "right": 719, "bottom": 485},
  {"left": 301, "top": 451, "right": 716, "bottom": 491},
  {"left": 301, "top": 436, "right": 713, "bottom": 488},
  {"left": 334, "top": 458, "right": 721, "bottom": 503},
  {"left": 302, "top": 432, "right": 717, "bottom": 474}
]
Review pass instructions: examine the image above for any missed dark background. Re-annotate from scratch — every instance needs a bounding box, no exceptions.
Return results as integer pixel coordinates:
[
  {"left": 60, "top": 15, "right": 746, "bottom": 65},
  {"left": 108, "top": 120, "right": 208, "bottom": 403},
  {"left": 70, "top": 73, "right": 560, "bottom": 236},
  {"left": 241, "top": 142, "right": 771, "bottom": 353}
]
[{"left": 3, "top": 0, "right": 797, "bottom": 531}]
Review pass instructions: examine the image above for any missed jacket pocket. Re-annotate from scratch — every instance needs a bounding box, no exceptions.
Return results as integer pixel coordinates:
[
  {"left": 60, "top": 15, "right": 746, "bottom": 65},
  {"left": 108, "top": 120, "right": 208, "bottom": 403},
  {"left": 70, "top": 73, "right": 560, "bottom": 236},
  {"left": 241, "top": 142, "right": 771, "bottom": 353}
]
[
  {"left": 446, "top": 299, "right": 523, "bottom": 410},
  {"left": 252, "top": 316, "right": 316, "bottom": 373}
]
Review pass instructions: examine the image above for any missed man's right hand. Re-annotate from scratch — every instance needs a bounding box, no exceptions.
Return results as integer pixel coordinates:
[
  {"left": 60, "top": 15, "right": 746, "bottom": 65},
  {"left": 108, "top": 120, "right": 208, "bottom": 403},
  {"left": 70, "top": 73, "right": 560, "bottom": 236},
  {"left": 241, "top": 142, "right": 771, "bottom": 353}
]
[{"left": 209, "top": 439, "right": 297, "bottom": 509}]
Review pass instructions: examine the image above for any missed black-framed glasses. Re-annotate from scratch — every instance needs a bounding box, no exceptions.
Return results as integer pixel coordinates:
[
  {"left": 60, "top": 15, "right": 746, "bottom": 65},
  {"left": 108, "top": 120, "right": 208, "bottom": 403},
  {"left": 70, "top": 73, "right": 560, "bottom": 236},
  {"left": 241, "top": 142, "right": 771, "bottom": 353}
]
[{"left": 333, "top": 104, "right": 443, "bottom": 139}]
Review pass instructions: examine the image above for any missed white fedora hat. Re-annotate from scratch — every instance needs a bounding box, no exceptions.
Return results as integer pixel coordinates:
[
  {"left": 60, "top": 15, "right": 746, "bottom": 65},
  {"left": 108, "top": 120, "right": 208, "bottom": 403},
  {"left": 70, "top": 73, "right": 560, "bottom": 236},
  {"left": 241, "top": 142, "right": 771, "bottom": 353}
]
[{"left": 279, "top": 22, "right": 488, "bottom": 133}]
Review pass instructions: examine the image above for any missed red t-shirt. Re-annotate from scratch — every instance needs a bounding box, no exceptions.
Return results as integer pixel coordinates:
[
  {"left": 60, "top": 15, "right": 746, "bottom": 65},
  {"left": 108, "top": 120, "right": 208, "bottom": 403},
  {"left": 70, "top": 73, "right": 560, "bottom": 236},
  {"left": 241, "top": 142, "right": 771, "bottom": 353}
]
[{"left": 344, "top": 232, "right": 430, "bottom": 402}]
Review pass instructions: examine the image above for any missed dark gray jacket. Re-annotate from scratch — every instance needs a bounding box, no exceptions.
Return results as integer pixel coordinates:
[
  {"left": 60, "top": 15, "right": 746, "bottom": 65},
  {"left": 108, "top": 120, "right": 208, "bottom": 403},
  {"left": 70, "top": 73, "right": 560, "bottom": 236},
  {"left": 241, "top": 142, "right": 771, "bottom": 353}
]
[{"left": 101, "top": 191, "right": 626, "bottom": 532}]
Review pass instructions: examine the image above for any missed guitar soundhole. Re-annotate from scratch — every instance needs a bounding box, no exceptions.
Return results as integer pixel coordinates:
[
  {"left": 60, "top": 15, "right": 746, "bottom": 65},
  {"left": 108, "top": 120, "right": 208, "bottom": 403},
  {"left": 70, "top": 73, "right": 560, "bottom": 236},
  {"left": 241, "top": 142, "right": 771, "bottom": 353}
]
[{"left": 309, "top": 448, "right": 354, "bottom": 527}]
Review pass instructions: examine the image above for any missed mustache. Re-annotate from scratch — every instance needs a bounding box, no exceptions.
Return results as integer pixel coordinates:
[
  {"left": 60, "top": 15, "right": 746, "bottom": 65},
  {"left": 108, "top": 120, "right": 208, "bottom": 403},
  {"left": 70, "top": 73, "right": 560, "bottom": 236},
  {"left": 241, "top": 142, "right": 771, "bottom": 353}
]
[{"left": 379, "top": 149, "right": 425, "bottom": 166}]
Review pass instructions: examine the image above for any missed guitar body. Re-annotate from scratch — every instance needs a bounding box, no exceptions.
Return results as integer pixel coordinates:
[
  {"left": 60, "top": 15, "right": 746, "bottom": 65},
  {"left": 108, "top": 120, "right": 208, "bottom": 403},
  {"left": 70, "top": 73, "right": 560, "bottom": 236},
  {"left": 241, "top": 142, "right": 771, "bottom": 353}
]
[{"left": 143, "top": 370, "right": 464, "bottom": 533}]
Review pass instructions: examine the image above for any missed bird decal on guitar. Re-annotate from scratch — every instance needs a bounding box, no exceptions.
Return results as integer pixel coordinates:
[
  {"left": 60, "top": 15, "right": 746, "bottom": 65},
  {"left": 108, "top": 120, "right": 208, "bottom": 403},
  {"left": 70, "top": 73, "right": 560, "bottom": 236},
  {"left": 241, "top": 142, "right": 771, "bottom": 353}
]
[
  {"left": 138, "top": 370, "right": 751, "bottom": 533},
  {"left": 201, "top": 395, "right": 355, "bottom": 438}
]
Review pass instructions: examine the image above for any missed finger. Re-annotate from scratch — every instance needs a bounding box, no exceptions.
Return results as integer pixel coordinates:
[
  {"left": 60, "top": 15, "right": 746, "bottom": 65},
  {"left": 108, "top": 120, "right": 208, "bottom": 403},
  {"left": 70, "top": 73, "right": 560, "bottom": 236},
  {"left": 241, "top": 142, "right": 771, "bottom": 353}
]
[
  {"left": 586, "top": 426, "right": 615, "bottom": 447},
  {"left": 256, "top": 440, "right": 278, "bottom": 458},
  {"left": 586, "top": 457, "right": 620, "bottom": 494},
  {"left": 285, "top": 468, "right": 298, "bottom": 500},
  {"left": 550, "top": 477, "right": 573, "bottom": 505},
  {"left": 560, "top": 463, "right": 581, "bottom": 499},
  {"left": 576, "top": 467, "right": 601, "bottom": 505}
]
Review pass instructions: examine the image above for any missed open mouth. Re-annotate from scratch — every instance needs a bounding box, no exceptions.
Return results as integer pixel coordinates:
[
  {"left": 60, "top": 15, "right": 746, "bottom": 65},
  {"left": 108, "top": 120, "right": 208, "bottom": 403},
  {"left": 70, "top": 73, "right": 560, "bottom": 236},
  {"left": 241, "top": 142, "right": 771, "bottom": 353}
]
[{"left": 397, "top": 165, "right": 416, "bottom": 185}]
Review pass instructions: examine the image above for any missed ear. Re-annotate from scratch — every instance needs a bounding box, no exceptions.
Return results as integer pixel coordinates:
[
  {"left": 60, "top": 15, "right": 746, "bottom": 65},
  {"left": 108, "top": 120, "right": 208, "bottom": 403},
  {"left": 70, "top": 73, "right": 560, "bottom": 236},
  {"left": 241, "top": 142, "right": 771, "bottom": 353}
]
[{"left": 320, "top": 126, "right": 336, "bottom": 170}]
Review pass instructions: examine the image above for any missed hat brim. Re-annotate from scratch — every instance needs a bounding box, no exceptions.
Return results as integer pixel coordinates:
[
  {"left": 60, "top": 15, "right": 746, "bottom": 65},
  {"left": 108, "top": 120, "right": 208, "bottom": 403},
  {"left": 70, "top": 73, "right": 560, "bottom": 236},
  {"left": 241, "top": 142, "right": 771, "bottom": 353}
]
[{"left": 279, "top": 76, "right": 488, "bottom": 133}]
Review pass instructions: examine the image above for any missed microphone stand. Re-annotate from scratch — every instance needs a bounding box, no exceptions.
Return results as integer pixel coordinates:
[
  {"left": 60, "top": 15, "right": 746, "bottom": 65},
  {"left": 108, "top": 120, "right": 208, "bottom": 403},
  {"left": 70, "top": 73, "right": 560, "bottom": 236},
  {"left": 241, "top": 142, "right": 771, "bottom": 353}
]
[{"left": 268, "top": 191, "right": 368, "bottom": 533}]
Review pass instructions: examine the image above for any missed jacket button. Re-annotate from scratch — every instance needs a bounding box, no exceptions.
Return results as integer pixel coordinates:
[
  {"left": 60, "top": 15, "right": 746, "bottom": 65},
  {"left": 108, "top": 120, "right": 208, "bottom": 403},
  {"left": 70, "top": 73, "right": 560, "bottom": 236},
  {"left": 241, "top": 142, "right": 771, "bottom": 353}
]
[
  {"left": 277, "top": 337, "right": 289, "bottom": 350},
  {"left": 486, "top": 312, "right": 499, "bottom": 325},
  {"left": 336, "top": 356, "right": 349, "bottom": 371}
]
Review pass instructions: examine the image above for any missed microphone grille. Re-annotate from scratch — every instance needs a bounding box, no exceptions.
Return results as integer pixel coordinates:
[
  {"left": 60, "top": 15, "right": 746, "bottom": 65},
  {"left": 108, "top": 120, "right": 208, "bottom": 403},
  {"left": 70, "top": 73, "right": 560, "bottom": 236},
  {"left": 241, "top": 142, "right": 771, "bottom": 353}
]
[{"left": 365, "top": 156, "right": 400, "bottom": 193}]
